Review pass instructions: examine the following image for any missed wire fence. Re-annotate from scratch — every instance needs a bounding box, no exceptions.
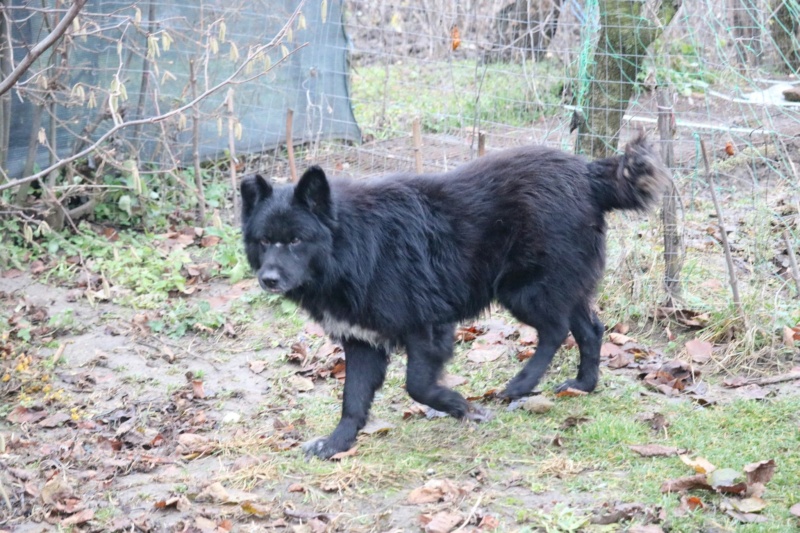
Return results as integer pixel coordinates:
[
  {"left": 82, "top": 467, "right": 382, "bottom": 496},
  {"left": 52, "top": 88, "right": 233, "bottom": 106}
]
[{"left": 1, "top": 0, "right": 799, "bottom": 358}]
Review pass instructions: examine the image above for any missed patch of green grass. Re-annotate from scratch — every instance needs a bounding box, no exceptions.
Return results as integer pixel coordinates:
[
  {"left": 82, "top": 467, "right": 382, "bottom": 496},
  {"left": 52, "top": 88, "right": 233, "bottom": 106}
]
[{"left": 351, "top": 59, "right": 565, "bottom": 138}]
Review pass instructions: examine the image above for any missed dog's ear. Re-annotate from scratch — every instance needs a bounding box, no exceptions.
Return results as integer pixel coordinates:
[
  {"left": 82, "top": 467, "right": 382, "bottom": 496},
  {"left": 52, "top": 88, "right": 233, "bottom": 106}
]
[
  {"left": 294, "top": 165, "right": 331, "bottom": 215},
  {"left": 240, "top": 174, "right": 272, "bottom": 223}
]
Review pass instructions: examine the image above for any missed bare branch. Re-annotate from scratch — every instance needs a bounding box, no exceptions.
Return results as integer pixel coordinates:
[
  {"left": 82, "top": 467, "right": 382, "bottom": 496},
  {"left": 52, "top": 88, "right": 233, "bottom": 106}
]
[
  {"left": 0, "top": 1, "right": 307, "bottom": 194},
  {"left": 0, "top": 0, "right": 87, "bottom": 97}
]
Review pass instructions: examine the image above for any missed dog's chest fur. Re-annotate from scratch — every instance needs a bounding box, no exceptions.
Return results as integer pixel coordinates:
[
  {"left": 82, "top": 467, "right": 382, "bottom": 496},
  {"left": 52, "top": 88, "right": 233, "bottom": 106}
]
[{"left": 319, "top": 312, "right": 392, "bottom": 350}]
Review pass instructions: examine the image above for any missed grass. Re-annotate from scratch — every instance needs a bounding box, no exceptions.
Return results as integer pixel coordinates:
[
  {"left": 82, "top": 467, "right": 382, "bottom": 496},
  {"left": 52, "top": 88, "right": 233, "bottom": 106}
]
[
  {"left": 213, "top": 356, "right": 800, "bottom": 531},
  {"left": 350, "top": 59, "right": 565, "bottom": 139}
]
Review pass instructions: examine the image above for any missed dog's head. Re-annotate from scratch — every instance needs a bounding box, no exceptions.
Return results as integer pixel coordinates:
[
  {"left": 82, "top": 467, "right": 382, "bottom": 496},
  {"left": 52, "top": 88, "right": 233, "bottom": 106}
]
[{"left": 240, "top": 166, "right": 335, "bottom": 294}]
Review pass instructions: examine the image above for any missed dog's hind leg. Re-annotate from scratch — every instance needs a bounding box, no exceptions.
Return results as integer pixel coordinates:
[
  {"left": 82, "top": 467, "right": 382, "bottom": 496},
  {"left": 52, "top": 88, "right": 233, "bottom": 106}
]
[
  {"left": 555, "top": 301, "right": 603, "bottom": 393},
  {"left": 405, "top": 324, "right": 487, "bottom": 420},
  {"left": 303, "top": 339, "right": 388, "bottom": 459},
  {"left": 497, "top": 281, "right": 570, "bottom": 399}
]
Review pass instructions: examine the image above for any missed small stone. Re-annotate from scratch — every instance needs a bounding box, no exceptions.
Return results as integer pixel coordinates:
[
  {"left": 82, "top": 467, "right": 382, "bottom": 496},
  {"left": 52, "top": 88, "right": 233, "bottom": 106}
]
[{"left": 783, "top": 86, "right": 800, "bottom": 102}]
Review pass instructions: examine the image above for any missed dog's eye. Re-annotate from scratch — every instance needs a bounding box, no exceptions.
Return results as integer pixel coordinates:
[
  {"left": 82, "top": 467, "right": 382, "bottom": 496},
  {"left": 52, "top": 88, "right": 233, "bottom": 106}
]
[
  {"left": 260, "top": 239, "right": 271, "bottom": 247},
  {"left": 289, "top": 238, "right": 302, "bottom": 246}
]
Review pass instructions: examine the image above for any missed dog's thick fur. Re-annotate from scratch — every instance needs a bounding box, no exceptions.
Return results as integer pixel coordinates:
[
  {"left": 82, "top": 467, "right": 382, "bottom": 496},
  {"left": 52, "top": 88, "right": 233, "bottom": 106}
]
[{"left": 241, "top": 134, "right": 669, "bottom": 459}]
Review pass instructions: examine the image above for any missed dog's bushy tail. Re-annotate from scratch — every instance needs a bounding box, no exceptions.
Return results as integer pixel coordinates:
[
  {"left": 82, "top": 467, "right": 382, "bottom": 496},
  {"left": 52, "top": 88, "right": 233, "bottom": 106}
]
[{"left": 587, "top": 133, "right": 671, "bottom": 213}]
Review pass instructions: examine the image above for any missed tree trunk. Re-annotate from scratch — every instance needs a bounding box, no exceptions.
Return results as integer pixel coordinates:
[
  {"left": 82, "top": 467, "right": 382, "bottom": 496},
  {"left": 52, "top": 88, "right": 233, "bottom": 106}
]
[
  {"left": 575, "top": 0, "right": 682, "bottom": 158},
  {"left": 490, "top": 0, "right": 563, "bottom": 62},
  {"left": 771, "top": 0, "right": 800, "bottom": 72}
]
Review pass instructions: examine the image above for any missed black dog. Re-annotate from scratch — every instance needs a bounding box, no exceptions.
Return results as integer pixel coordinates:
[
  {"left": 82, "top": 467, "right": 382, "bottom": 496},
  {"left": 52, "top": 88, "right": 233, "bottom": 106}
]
[{"left": 241, "top": 134, "right": 669, "bottom": 459}]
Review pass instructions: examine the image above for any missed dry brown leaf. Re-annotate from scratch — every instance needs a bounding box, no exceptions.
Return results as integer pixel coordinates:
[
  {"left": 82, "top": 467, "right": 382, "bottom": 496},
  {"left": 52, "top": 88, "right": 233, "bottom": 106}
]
[
  {"left": 744, "top": 459, "right": 775, "bottom": 485},
  {"left": 7, "top": 406, "right": 48, "bottom": 424},
  {"left": 249, "top": 360, "right": 267, "bottom": 374},
  {"left": 725, "top": 510, "right": 768, "bottom": 523},
  {"left": 360, "top": 419, "right": 395, "bottom": 435},
  {"left": 608, "top": 332, "right": 635, "bottom": 345},
  {"left": 685, "top": 339, "right": 713, "bottom": 363},
  {"left": 607, "top": 351, "right": 634, "bottom": 369},
  {"left": 661, "top": 474, "right": 712, "bottom": 493},
  {"left": 408, "top": 479, "right": 462, "bottom": 504},
  {"left": 288, "top": 375, "right": 315, "bottom": 392},
  {"left": 612, "top": 322, "right": 630, "bottom": 334},
  {"left": 330, "top": 446, "right": 358, "bottom": 460},
  {"left": 466, "top": 345, "right": 505, "bottom": 364},
  {"left": 191, "top": 379, "right": 206, "bottom": 399},
  {"left": 439, "top": 374, "right": 468, "bottom": 388},
  {"left": 517, "top": 326, "right": 538, "bottom": 345},
  {"left": 629, "top": 444, "right": 683, "bottom": 457},
  {"left": 555, "top": 388, "right": 588, "bottom": 398},
  {"left": 241, "top": 501, "right": 271, "bottom": 517},
  {"left": 680, "top": 495, "right": 704, "bottom": 511},
  {"left": 60, "top": 509, "right": 94, "bottom": 527},
  {"left": 730, "top": 497, "right": 767, "bottom": 514},
  {"left": 478, "top": 514, "right": 500, "bottom": 530},
  {"left": 420, "top": 510, "right": 463, "bottom": 533},
  {"left": 601, "top": 342, "right": 624, "bottom": 357},
  {"left": 288, "top": 483, "right": 306, "bottom": 493}
]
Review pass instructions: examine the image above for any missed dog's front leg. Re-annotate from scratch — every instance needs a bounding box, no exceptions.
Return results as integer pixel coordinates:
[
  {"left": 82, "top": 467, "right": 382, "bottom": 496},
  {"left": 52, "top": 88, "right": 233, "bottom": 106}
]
[{"left": 302, "top": 338, "right": 388, "bottom": 459}]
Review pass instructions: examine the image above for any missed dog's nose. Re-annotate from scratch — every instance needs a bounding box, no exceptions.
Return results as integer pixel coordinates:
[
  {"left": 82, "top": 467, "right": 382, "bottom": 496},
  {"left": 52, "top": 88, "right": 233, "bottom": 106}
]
[{"left": 259, "top": 270, "right": 280, "bottom": 290}]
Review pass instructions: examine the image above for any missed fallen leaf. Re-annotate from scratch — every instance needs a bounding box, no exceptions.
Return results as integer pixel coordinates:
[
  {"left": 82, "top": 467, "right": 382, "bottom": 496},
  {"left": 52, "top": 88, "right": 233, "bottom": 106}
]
[
  {"left": 708, "top": 468, "right": 747, "bottom": 494},
  {"left": 38, "top": 412, "right": 71, "bottom": 428},
  {"left": 612, "top": 322, "right": 630, "bottom": 334},
  {"left": 249, "top": 360, "right": 268, "bottom": 374},
  {"left": 7, "top": 406, "right": 48, "bottom": 424},
  {"left": 60, "top": 509, "right": 94, "bottom": 526},
  {"left": 685, "top": 339, "right": 713, "bottom": 363},
  {"left": 661, "top": 474, "right": 712, "bottom": 493},
  {"left": 737, "top": 383, "right": 768, "bottom": 400},
  {"left": 408, "top": 479, "right": 462, "bottom": 504},
  {"left": 680, "top": 495, "right": 704, "bottom": 511},
  {"left": 744, "top": 459, "right": 775, "bottom": 485},
  {"left": 439, "top": 374, "right": 467, "bottom": 388},
  {"left": 241, "top": 501, "right": 271, "bottom": 517},
  {"left": 730, "top": 497, "right": 767, "bottom": 513},
  {"left": 191, "top": 379, "right": 206, "bottom": 399},
  {"left": 466, "top": 345, "right": 505, "bottom": 363},
  {"left": 288, "top": 483, "right": 306, "bottom": 493},
  {"left": 330, "top": 446, "right": 358, "bottom": 460},
  {"left": 360, "top": 419, "right": 395, "bottom": 435},
  {"left": 629, "top": 444, "right": 683, "bottom": 457},
  {"left": 723, "top": 375, "right": 749, "bottom": 388},
  {"left": 196, "top": 482, "right": 260, "bottom": 504},
  {"left": 680, "top": 455, "right": 716, "bottom": 474},
  {"left": 559, "top": 416, "right": 590, "bottom": 430},
  {"left": 609, "top": 332, "right": 635, "bottom": 345},
  {"left": 628, "top": 526, "right": 665, "bottom": 533},
  {"left": 790, "top": 502, "right": 800, "bottom": 517},
  {"left": 601, "top": 342, "right": 624, "bottom": 357},
  {"left": 725, "top": 510, "right": 768, "bottom": 523},
  {"left": 607, "top": 351, "right": 634, "bottom": 369},
  {"left": 517, "top": 326, "right": 538, "bottom": 345},
  {"left": 200, "top": 235, "right": 221, "bottom": 248},
  {"left": 555, "top": 388, "right": 588, "bottom": 398},
  {"left": 478, "top": 514, "right": 500, "bottom": 530},
  {"left": 420, "top": 510, "right": 463, "bottom": 533},
  {"left": 288, "top": 375, "right": 315, "bottom": 392}
]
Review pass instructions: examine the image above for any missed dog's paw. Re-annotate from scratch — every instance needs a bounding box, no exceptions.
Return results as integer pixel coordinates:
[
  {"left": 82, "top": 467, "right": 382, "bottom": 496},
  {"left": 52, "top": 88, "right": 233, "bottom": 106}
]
[
  {"left": 554, "top": 378, "right": 596, "bottom": 394},
  {"left": 301, "top": 437, "right": 350, "bottom": 460},
  {"left": 498, "top": 380, "right": 535, "bottom": 400}
]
